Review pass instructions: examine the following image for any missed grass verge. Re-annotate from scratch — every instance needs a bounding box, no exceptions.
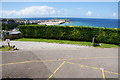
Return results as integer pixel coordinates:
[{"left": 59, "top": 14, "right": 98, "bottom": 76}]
[
  {"left": 14, "top": 38, "right": 119, "bottom": 48},
  {"left": 0, "top": 46, "right": 13, "bottom": 51}
]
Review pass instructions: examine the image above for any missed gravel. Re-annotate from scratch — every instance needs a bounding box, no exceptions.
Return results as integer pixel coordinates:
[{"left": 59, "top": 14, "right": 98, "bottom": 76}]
[{"left": 1, "top": 41, "right": 92, "bottom": 50}]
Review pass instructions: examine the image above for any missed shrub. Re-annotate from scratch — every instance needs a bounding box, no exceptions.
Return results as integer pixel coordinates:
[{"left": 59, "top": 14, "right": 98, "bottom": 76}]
[
  {"left": 2, "top": 23, "right": 18, "bottom": 30},
  {"left": 18, "top": 25, "right": 120, "bottom": 44}
]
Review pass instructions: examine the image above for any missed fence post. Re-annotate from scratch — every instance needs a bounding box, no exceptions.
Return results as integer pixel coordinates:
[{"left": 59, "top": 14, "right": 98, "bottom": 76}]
[{"left": 92, "top": 37, "right": 95, "bottom": 46}]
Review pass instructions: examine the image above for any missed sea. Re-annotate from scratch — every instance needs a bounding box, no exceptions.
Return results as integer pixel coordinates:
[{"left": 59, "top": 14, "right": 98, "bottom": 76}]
[{"left": 22, "top": 18, "right": 119, "bottom": 28}]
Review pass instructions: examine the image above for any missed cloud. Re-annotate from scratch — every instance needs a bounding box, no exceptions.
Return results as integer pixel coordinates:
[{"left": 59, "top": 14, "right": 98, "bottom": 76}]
[
  {"left": 1, "top": 6, "right": 60, "bottom": 18},
  {"left": 112, "top": 13, "right": 117, "bottom": 17},
  {"left": 86, "top": 11, "right": 93, "bottom": 16}
]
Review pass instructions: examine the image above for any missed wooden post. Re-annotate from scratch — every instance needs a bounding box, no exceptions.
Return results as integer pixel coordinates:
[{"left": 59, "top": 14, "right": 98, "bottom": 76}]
[{"left": 92, "top": 37, "right": 95, "bottom": 46}]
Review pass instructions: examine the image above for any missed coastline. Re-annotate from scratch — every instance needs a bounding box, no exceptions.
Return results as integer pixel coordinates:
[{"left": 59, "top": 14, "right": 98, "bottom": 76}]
[
  {"left": 23, "top": 18, "right": 118, "bottom": 28},
  {"left": 1, "top": 18, "right": 118, "bottom": 28}
]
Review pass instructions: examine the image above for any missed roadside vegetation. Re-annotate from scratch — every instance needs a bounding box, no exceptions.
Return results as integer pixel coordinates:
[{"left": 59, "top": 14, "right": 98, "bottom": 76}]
[
  {"left": 0, "top": 46, "right": 13, "bottom": 51},
  {"left": 2, "top": 23, "right": 18, "bottom": 30},
  {"left": 14, "top": 38, "right": 119, "bottom": 48},
  {"left": 18, "top": 25, "right": 120, "bottom": 45}
]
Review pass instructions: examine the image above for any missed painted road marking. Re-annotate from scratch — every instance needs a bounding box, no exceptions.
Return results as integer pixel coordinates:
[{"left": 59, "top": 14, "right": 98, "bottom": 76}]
[
  {"left": 58, "top": 56, "right": 116, "bottom": 61},
  {"left": 47, "top": 61, "right": 66, "bottom": 80},
  {"left": 65, "top": 61, "right": 120, "bottom": 75},
  {"left": 100, "top": 68, "right": 106, "bottom": 80},
  {"left": 104, "top": 70, "right": 120, "bottom": 75},
  {"left": 0, "top": 59, "right": 57, "bottom": 66},
  {"left": 1, "top": 56, "right": 119, "bottom": 78},
  {"left": 47, "top": 61, "right": 119, "bottom": 79},
  {"left": 0, "top": 56, "right": 117, "bottom": 66},
  {"left": 66, "top": 61, "right": 100, "bottom": 70}
]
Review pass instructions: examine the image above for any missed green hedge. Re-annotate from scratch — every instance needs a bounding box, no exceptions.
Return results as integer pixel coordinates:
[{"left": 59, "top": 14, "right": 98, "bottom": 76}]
[
  {"left": 2, "top": 23, "right": 18, "bottom": 30},
  {"left": 18, "top": 25, "right": 120, "bottom": 44}
]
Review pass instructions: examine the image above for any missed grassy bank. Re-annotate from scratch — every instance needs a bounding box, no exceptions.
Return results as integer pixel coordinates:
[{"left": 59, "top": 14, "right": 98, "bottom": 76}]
[
  {"left": 0, "top": 47, "right": 13, "bottom": 51},
  {"left": 14, "top": 38, "right": 119, "bottom": 48}
]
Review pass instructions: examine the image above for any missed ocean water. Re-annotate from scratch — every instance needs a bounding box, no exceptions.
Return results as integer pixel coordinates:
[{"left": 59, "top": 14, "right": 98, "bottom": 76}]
[{"left": 22, "top": 18, "right": 119, "bottom": 28}]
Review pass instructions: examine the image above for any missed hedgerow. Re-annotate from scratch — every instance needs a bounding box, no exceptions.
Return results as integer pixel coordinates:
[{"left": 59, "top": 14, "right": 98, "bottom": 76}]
[{"left": 18, "top": 25, "right": 120, "bottom": 44}]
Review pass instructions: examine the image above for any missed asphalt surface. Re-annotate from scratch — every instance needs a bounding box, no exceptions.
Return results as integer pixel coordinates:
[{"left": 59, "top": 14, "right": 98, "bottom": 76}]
[{"left": 0, "top": 41, "right": 119, "bottom": 79}]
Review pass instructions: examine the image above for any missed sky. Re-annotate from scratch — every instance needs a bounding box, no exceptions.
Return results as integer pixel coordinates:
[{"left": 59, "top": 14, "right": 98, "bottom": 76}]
[
  {"left": 1, "top": 0, "right": 120, "bottom": 2},
  {"left": 0, "top": 2, "right": 118, "bottom": 19}
]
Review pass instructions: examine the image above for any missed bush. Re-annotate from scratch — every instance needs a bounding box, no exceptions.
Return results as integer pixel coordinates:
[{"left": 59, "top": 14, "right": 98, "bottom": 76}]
[
  {"left": 18, "top": 25, "right": 120, "bottom": 44},
  {"left": 2, "top": 23, "right": 18, "bottom": 30}
]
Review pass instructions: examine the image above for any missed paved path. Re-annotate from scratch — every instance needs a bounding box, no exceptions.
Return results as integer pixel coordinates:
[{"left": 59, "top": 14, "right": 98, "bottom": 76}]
[{"left": 0, "top": 41, "right": 119, "bottom": 80}]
